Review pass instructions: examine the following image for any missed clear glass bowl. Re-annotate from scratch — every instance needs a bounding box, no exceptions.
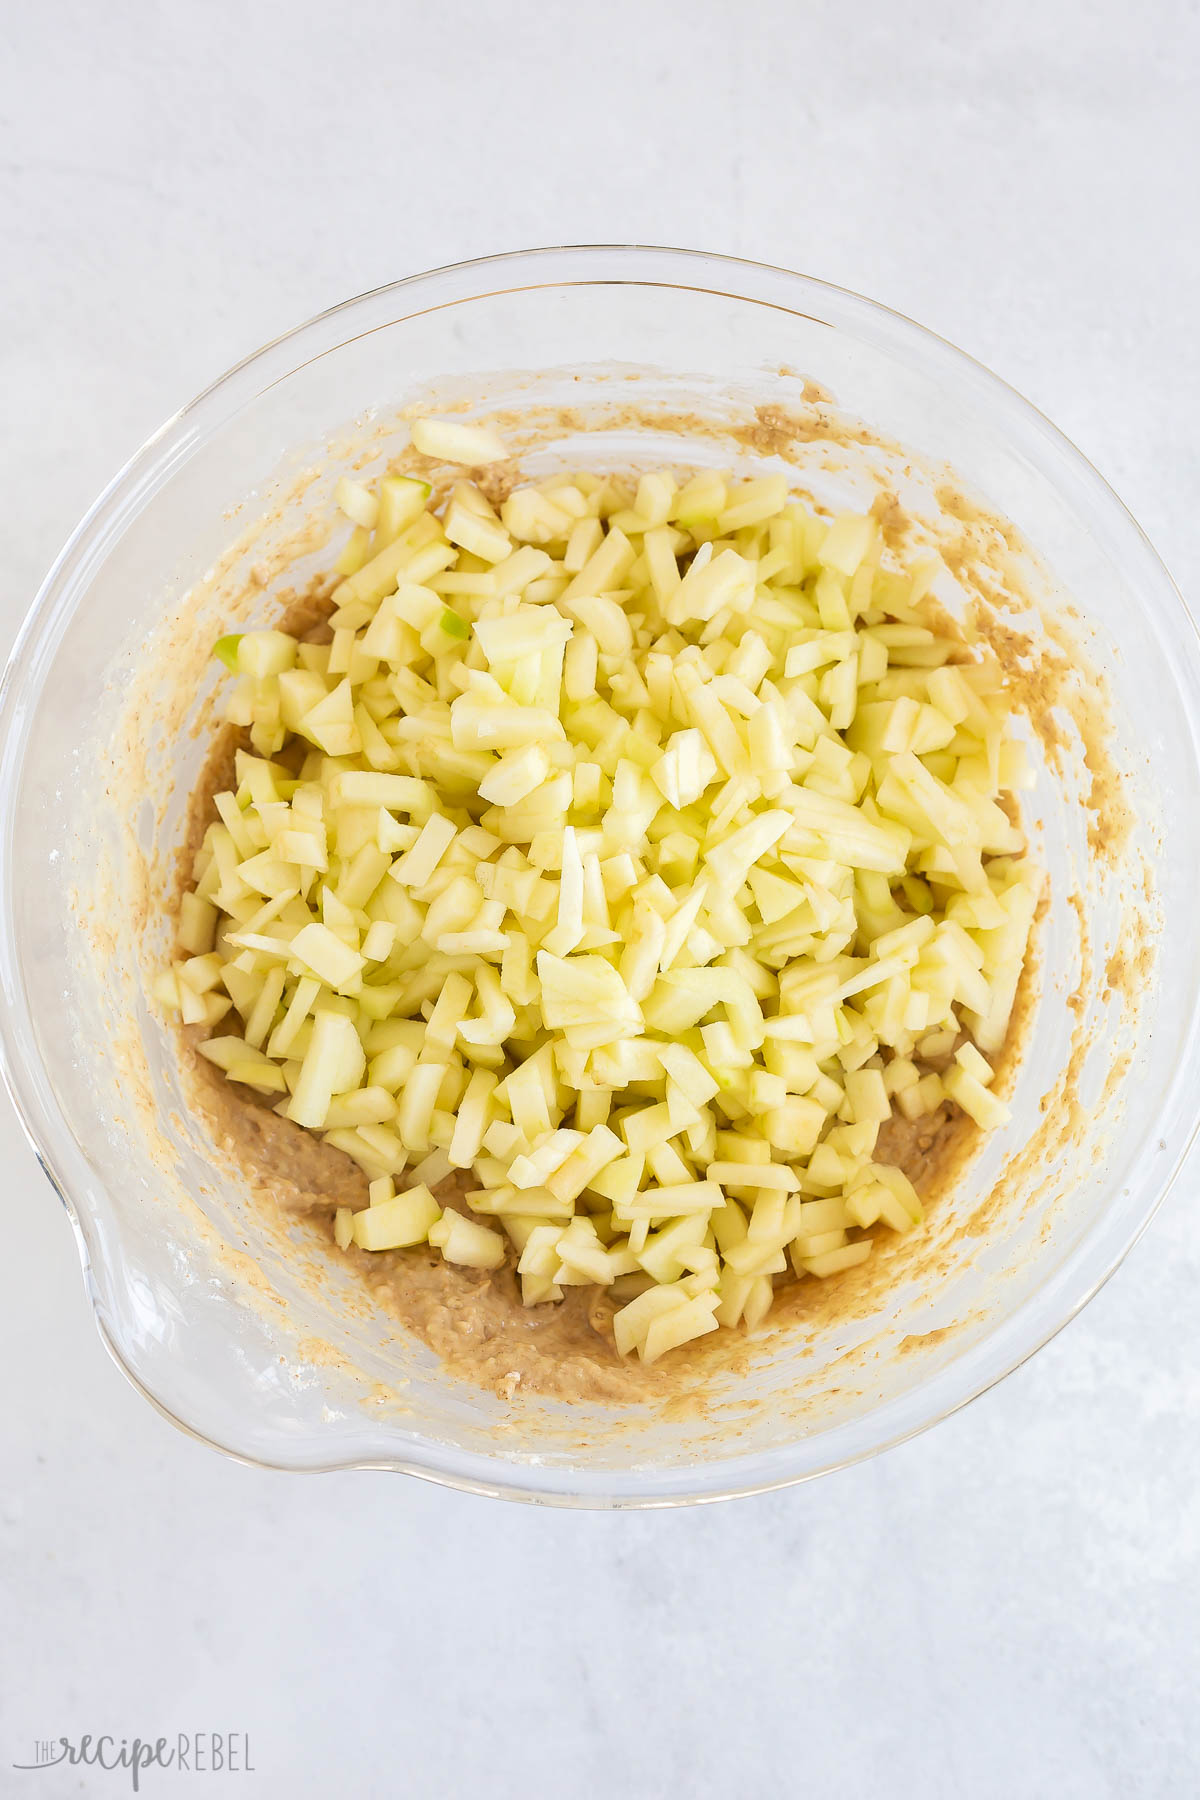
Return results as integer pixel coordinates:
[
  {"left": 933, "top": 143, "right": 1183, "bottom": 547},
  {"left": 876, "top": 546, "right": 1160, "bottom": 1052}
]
[{"left": 2, "top": 246, "right": 1198, "bottom": 1507}]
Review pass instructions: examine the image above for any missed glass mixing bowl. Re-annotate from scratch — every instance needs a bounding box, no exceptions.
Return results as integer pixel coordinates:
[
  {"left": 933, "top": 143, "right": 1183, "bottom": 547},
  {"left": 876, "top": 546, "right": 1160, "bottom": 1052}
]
[{"left": 2, "top": 246, "right": 1198, "bottom": 1507}]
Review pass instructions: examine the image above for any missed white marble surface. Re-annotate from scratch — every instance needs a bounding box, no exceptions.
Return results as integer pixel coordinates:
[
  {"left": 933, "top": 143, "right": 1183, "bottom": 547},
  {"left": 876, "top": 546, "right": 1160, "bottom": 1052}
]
[{"left": 2, "top": 2, "right": 1199, "bottom": 1794}]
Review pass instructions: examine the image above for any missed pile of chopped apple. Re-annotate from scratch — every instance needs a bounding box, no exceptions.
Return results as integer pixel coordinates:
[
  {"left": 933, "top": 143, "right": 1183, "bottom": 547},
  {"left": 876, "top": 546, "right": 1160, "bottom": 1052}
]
[{"left": 159, "top": 416, "right": 1038, "bottom": 1364}]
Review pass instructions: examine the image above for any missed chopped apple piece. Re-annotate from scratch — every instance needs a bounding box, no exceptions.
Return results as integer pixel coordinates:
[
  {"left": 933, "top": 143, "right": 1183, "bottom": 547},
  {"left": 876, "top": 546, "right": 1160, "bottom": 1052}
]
[
  {"left": 427, "top": 1209, "right": 506, "bottom": 1269},
  {"left": 352, "top": 1182, "right": 441, "bottom": 1251},
  {"left": 411, "top": 417, "right": 509, "bottom": 466}
]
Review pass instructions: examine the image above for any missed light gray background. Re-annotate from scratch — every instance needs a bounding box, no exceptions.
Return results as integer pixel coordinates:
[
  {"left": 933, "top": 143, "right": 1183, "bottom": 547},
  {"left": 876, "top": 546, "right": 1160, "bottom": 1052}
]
[{"left": 2, "top": 3, "right": 1198, "bottom": 1796}]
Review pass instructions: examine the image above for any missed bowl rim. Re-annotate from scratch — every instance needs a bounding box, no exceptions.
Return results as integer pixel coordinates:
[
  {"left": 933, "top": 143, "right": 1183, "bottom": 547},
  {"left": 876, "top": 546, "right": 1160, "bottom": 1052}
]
[{"left": 3, "top": 241, "right": 1199, "bottom": 1507}]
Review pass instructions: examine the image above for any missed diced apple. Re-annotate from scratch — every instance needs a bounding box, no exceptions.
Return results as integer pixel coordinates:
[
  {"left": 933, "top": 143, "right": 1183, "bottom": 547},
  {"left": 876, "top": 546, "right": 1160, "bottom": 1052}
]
[{"left": 165, "top": 456, "right": 1037, "bottom": 1356}]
